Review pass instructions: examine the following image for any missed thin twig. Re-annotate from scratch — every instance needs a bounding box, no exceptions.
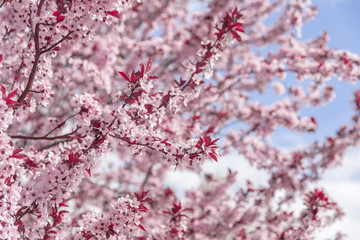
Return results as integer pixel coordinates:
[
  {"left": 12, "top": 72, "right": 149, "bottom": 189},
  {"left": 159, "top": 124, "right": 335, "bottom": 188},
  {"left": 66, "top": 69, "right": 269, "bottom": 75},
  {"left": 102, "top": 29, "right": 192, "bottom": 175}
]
[
  {"left": 10, "top": 126, "right": 80, "bottom": 141},
  {"left": 140, "top": 164, "right": 154, "bottom": 190},
  {"left": 40, "top": 30, "right": 74, "bottom": 54},
  {"left": 14, "top": 201, "right": 37, "bottom": 225}
]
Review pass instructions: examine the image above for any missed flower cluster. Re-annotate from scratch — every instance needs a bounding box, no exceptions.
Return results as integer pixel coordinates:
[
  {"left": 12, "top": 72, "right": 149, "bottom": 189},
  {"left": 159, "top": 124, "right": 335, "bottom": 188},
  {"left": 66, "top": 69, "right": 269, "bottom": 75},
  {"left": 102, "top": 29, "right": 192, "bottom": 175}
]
[
  {"left": 77, "top": 194, "right": 148, "bottom": 239},
  {"left": 0, "top": 0, "right": 359, "bottom": 239}
]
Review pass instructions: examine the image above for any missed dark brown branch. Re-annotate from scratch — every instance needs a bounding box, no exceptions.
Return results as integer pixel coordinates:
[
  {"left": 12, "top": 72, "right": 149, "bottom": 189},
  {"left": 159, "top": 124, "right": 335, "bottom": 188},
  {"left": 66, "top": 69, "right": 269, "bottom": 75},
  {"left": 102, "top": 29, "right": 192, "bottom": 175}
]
[
  {"left": 44, "top": 112, "right": 80, "bottom": 137},
  {"left": 140, "top": 164, "right": 154, "bottom": 190},
  {"left": 109, "top": 134, "right": 205, "bottom": 161},
  {"left": 14, "top": 201, "right": 37, "bottom": 225},
  {"left": 9, "top": 126, "right": 80, "bottom": 141},
  {"left": 110, "top": 134, "right": 169, "bottom": 155},
  {"left": 0, "top": 0, "right": 8, "bottom": 8},
  {"left": 17, "top": 23, "right": 41, "bottom": 103},
  {"left": 40, "top": 30, "right": 74, "bottom": 54},
  {"left": 17, "top": 0, "right": 45, "bottom": 103},
  {"left": 36, "top": 0, "right": 45, "bottom": 16},
  {"left": 17, "top": 0, "right": 73, "bottom": 103}
]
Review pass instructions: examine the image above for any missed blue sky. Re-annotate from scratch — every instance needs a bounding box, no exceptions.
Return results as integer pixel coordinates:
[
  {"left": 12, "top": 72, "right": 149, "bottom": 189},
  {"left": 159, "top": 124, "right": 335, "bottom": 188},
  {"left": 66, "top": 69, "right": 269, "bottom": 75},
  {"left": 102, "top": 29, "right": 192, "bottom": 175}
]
[
  {"left": 309, "top": 0, "right": 360, "bottom": 53},
  {"left": 290, "top": 1, "right": 360, "bottom": 239},
  {"left": 280, "top": 0, "right": 360, "bottom": 143},
  {"left": 166, "top": 1, "right": 360, "bottom": 239}
]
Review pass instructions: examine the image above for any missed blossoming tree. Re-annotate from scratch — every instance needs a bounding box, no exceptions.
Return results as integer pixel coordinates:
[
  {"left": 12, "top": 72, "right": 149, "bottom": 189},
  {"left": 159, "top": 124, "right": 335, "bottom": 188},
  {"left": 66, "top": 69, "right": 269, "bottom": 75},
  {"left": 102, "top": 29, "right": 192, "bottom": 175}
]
[{"left": 0, "top": 0, "right": 359, "bottom": 239}]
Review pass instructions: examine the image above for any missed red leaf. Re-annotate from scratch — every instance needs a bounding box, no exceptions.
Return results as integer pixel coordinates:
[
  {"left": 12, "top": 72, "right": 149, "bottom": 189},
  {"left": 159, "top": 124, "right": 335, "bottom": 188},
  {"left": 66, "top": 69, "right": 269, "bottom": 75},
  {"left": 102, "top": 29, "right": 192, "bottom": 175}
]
[
  {"left": 59, "top": 202, "right": 68, "bottom": 208},
  {"left": 209, "top": 152, "right": 218, "bottom": 162},
  {"left": 108, "top": 10, "right": 121, "bottom": 18},
  {"left": 318, "top": 61, "right": 324, "bottom": 68},
  {"left": 137, "top": 224, "right": 146, "bottom": 232},
  {"left": 53, "top": 10, "right": 61, "bottom": 16},
  {"left": 7, "top": 88, "right": 18, "bottom": 99},
  {"left": 204, "top": 51, "right": 213, "bottom": 59},
  {"left": 139, "top": 205, "right": 148, "bottom": 212},
  {"left": 194, "top": 68, "right": 203, "bottom": 74},
  {"left": 198, "top": 137, "right": 204, "bottom": 146},
  {"left": 56, "top": 15, "right": 65, "bottom": 22},
  {"left": 1, "top": 85, "right": 6, "bottom": 97},
  {"left": 59, "top": 210, "right": 69, "bottom": 215},
  {"left": 13, "top": 148, "right": 23, "bottom": 155},
  {"left": 189, "top": 153, "right": 199, "bottom": 159},
  {"left": 85, "top": 168, "right": 91, "bottom": 177},
  {"left": 140, "top": 63, "right": 144, "bottom": 77},
  {"left": 205, "top": 126, "right": 215, "bottom": 134},
  {"left": 310, "top": 117, "right": 317, "bottom": 124},
  {"left": 170, "top": 228, "right": 178, "bottom": 234},
  {"left": 231, "top": 31, "right": 242, "bottom": 42},
  {"left": 126, "top": 98, "right": 135, "bottom": 104},
  {"left": 15, "top": 206, "right": 28, "bottom": 218},
  {"left": 131, "top": 75, "right": 139, "bottom": 83},
  {"left": 118, "top": 71, "right": 130, "bottom": 82},
  {"left": 236, "top": 28, "right": 245, "bottom": 33},
  {"left": 192, "top": 115, "right": 201, "bottom": 120},
  {"left": 6, "top": 99, "right": 19, "bottom": 105},
  {"left": 12, "top": 154, "right": 27, "bottom": 159},
  {"left": 231, "top": 22, "right": 243, "bottom": 28},
  {"left": 204, "top": 136, "right": 212, "bottom": 147},
  {"left": 196, "top": 62, "right": 206, "bottom": 68},
  {"left": 146, "top": 57, "right": 152, "bottom": 73}
]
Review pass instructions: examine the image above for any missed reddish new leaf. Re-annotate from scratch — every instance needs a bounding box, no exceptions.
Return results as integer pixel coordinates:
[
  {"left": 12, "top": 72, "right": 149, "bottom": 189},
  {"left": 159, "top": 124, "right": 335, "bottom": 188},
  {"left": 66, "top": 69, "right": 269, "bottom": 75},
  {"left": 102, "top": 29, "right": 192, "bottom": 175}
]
[
  {"left": 118, "top": 71, "right": 130, "bottom": 82},
  {"left": 137, "top": 224, "right": 146, "bottom": 232},
  {"left": 231, "top": 30, "right": 242, "bottom": 42},
  {"left": 1, "top": 85, "right": 5, "bottom": 97},
  {"left": 204, "top": 136, "right": 212, "bottom": 147},
  {"left": 209, "top": 152, "right": 218, "bottom": 162},
  {"left": 108, "top": 10, "right": 121, "bottom": 18},
  {"left": 7, "top": 88, "right": 18, "bottom": 99},
  {"left": 52, "top": 10, "right": 61, "bottom": 16},
  {"left": 146, "top": 57, "right": 152, "bottom": 73}
]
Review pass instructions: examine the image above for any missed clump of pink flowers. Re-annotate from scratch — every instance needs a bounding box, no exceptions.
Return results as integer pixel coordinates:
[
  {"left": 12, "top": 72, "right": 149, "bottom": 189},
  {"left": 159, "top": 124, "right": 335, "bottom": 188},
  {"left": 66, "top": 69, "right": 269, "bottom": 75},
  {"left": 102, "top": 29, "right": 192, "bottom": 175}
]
[{"left": 0, "top": 0, "right": 359, "bottom": 239}]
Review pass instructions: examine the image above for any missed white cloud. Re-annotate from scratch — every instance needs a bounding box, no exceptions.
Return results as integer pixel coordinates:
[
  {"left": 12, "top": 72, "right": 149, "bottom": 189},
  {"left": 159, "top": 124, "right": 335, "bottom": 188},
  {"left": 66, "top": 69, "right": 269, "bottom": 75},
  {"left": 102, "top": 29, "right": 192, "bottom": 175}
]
[
  {"left": 164, "top": 147, "right": 360, "bottom": 239},
  {"left": 202, "top": 154, "right": 269, "bottom": 186},
  {"left": 164, "top": 168, "right": 202, "bottom": 198},
  {"left": 312, "top": 148, "right": 360, "bottom": 240},
  {"left": 312, "top": 180, "right": 360, "bottom": 240}
]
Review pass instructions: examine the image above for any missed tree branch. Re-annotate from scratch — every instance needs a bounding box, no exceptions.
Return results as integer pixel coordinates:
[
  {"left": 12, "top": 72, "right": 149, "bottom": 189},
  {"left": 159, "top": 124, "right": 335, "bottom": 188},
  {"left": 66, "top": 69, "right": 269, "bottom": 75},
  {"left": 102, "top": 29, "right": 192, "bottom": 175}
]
[
  {"left": 40, "top": 30, "right": 74, "bottom": 54},
  {"left": 140, "top": 164, "right": 154, "bottom": 190},
  {"left": 17, "top": 23, "right": 41, "bottom": 103},
  {"left": 9, "top": 126, "right": 80, "bottom": 141},
  {"left": 17, "top": 0, "right": 73, "bottom": 103},
  {"left": 17, "top": 0, "right": 45, "bottom": 103},
  {"left": 0, "top": 0, "right": 8, "bottom": 8},
  {"left": 14, "top": 201, "right": 37, "bottom": 225},
  {"left": 44, "top": 112, "right": 80, "bottom": 137}
]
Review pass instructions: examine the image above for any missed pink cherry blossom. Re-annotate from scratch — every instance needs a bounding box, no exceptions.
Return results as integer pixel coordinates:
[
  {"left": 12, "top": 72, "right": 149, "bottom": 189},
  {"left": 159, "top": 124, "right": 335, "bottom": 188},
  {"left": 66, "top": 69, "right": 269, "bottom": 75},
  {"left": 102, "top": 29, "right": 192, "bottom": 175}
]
[{"left": 0, "top": 0, "right": 359, "bottom": 239}]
